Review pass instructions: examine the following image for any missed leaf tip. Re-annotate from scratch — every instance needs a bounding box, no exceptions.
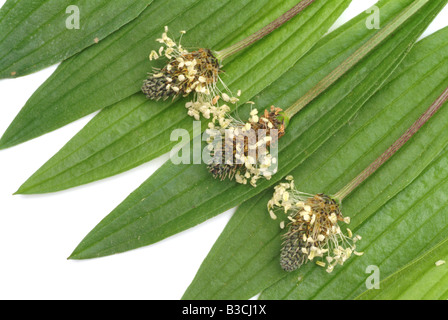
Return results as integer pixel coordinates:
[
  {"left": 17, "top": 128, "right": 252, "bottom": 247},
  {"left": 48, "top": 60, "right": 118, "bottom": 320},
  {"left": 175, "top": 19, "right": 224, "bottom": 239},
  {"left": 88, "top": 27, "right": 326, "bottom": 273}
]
[
  {"left": 13, "top": 182, "right": 35, "bottom": 195},
  {"left": 67, "top": 249, "right": 82, "bottom": 260},
  {"left": 0, "top": 133, "right": 19, "bottom": 151},
  {"left": 68, "top": 243, "right": 95, "bottom": 260},
  {"left": 0, "top": 139, "right": 9, "bottom": 151}
]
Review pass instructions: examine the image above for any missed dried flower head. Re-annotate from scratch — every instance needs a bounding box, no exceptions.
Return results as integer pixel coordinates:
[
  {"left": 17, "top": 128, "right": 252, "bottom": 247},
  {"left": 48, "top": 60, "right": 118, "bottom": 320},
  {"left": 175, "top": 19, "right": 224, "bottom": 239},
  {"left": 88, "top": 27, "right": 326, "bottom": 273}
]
[
  {"left": 206, "top": 106, "right": 285, "bottom": 187},
  {"left": 268, "top": 177, "right": 363, "bottom": 273},
  {"left": 142, "top": 27, "right": 239, "bottom": 120}
]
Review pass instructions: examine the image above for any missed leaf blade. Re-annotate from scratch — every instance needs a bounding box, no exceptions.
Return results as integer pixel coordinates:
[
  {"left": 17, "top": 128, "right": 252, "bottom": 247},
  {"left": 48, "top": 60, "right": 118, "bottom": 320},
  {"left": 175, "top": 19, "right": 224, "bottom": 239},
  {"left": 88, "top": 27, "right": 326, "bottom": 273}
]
[
  {"left": 356, "top": 238, "right": 448, "bottom": 300},
  {"left": 0, "top": 0, "right": 153, "bottom": 78}
]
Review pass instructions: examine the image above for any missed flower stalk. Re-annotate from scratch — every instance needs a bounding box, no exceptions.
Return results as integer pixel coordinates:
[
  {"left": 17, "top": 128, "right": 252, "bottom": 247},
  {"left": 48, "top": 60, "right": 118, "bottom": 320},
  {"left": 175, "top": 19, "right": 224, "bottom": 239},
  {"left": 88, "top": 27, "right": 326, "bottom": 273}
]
[
  {"left": 283, "top": 0, "right": 430, "bottom": 120},
  {"left": 214, "top": 0, "right": 317, "bottom": 61},
  {"left": 334, "top": 85, "right": 448, "bottom": 202}
]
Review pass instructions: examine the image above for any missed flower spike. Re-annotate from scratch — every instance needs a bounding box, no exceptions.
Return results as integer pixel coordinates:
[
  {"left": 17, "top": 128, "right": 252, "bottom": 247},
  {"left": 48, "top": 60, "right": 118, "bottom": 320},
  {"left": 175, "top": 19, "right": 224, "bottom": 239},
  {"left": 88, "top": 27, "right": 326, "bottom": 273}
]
[
  {"left": 268, "top": 177, "right": 363, "bottom": 273},
  {"left": 206, "top": 106, "right": 285, "bottom": 187},
  {"left": 142, "top": 27, "right": 239, "bottom": 120}
]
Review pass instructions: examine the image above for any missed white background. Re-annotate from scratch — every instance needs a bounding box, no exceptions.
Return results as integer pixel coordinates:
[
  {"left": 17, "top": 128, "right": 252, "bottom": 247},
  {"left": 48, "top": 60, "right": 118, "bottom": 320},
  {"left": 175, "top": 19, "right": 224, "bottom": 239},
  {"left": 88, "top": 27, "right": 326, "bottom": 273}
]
[{"left": 0, "top": 0, "right": 447, "bottom": 300}]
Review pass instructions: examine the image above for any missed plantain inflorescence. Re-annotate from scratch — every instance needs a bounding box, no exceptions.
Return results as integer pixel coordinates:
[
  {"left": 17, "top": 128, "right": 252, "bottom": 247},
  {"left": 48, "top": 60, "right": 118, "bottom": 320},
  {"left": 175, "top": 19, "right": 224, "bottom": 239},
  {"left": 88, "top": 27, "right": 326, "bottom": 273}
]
[
  {"left": 268, "top": 177, "right": 363, "bottom": 273},
  {"left": 142, "top": 27, "right": 239, "bottom": 120},
  {"left": 206, "top": 106, "right": 285, "bottom": 187}
]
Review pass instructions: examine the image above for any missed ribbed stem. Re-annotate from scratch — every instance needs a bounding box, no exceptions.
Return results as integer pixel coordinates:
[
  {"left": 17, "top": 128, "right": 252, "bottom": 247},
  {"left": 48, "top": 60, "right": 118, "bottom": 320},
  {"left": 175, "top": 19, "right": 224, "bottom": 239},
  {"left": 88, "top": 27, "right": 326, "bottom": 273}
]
[
  {"left": 283, "top": 0, "right": 430, "bottom": 119},
  {"left": 333, "top": 86, "right": 448, "bottom": 202},
  {"left": 215, "top": 0, "right": 316, "bottom": 61}
]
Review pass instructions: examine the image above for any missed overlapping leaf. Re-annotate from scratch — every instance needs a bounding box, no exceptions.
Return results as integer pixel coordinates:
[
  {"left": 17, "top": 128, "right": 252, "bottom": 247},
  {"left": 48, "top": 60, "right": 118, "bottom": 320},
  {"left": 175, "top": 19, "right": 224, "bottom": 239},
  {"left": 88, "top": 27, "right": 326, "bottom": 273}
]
[
  {"left": 357, "top": 237, "right": 448, "bottom": 300},
  {"left": 15, "top": 0, "right": 352, "bottom": 194},
  {"left": 0, "top": 0, "right": 152, "bottom": 78},
  {"left": 0, "top": 0, "right": 335, "bottom": 150},
  {"left": 184, "top": 25, "right": 448, "bottom": 300},
  {"left": 68, "top": 0, "right": 445, "bottom": 261}
]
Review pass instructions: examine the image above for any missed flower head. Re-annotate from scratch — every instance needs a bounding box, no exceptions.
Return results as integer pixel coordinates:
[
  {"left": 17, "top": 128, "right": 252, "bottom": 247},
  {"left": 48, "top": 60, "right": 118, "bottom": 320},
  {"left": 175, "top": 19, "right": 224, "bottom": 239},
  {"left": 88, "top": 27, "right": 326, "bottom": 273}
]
[
  {"left": 206, "top": 106, "right": 285, "bottom": 187},
  {"left": 268, "top": 177, "right": 363, "bottom": 273},
  {"left": 142, "top": 27, "right": 238, "bottom": 119}
]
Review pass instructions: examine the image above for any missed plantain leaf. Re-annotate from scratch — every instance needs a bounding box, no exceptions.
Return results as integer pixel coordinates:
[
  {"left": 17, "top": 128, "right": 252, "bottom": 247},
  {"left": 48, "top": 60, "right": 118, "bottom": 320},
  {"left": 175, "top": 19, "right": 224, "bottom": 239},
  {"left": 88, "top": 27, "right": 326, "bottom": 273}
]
[
  {"left": 0, "top": 0, "right": 331, "bottom": 150},
  {"left": 68, "top": 0, "right": 445, "bottom": 261},
  {"left": 356, "top": 238, "right": 448, "bottom": 300},
  {"left": 0, "top": 0, "right": 152, "bottom": 78},
  {"left": 16, "top": 0, "right": 352, "bottom": 194},
  {"left": 183, "top": 25, "right": 448, "bottom": 300}
]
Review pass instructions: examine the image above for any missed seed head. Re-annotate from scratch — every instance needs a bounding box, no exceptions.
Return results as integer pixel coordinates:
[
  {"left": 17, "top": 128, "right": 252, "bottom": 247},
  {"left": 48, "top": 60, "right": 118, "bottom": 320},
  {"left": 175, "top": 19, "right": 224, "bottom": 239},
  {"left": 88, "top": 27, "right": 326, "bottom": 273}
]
[
  {"left": 207, "top": 106, "right": 285, "bottom": 187},
  {"left": 268, "top": 177, "right": 363, "bottom": 273}
]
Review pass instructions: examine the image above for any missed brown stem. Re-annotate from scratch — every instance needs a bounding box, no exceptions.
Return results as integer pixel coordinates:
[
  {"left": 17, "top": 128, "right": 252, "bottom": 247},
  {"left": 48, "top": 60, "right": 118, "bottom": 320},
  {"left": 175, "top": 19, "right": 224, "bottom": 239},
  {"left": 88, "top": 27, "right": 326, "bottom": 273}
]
[
  {"left": 334, "top": 86, "right": 448, "bottom": 202},
  {"left": 215, "top": 0, "right": 316, "bottom": 60}
]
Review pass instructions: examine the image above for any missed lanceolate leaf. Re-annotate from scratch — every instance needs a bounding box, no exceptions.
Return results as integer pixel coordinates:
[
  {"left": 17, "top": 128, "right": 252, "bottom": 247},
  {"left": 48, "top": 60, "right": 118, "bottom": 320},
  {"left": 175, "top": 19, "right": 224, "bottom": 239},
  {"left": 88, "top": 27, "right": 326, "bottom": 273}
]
[
  {"left": 0, "top": 0, "right": 152, "bottom": 78},
  {"left": 68, "top": 0, "right": 445, "bottom": 260},
  {"left": 183, "top": 26, "right": 448, "bottom": 300},
  {"left": 357, "top": 238, "right": 448, "bottom": 300},
  {"left": 16, "top": 0, "right": 352, "bottom": 194},
  {"left": 0, "top": 0, "right": 329, "bottom": 150}
]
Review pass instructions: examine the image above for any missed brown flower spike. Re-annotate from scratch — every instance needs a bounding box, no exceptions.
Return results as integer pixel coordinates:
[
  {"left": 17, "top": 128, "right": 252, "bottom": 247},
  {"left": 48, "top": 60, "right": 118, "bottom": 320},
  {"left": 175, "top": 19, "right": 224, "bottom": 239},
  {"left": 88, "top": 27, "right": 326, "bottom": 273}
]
[
  {"left": 142, "top": 27, "right": 239, "bottom": 120},
  {"left": 268, "top": 177, "right": 362, "bottom": 273},
  {"left": 142, "top": 47, "right": 221, "bottom": 101},
  {"left": 207, "top": 106, "right": 285, "bottom": 187}
]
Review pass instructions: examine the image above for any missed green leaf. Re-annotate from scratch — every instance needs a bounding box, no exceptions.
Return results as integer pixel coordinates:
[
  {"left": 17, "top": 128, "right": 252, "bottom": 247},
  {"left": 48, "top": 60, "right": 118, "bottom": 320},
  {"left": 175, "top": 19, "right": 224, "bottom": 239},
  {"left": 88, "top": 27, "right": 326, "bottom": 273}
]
[
  {"left": 188, "top": 26, "right": 448, "bottom": 300},
  {"left": 0, "top": 0, "right": 152, "bottom": 78},
  {"left": 68, "top": 0, "right": 445, "bottom": 260},
  {"left": 356, "top": 238, "right": 448, "bottom": 300},
  {"left": 0, "top": 0, "right": 329, "bottom": 150},
  {"left": 16, "top": 0, "right": 352, "bottom": 194}
]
